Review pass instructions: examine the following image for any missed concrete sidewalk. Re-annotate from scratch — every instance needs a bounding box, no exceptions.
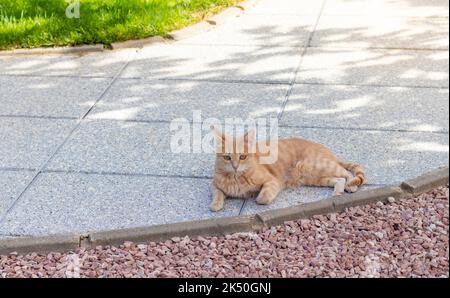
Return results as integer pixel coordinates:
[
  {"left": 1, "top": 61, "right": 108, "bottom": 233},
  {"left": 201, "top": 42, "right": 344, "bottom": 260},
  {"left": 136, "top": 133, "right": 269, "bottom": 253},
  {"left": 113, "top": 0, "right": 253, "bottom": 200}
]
[{"left": 0, "top": 0, "right": 448, "bottom": 237}]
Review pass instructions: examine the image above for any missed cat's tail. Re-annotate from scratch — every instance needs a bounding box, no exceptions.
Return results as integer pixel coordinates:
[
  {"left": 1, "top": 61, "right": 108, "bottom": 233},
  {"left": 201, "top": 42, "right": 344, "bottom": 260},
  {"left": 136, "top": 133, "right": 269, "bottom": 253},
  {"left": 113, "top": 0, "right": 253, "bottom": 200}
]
[{"left": 339, "top": 160, "right": 366, "bottom": 186}]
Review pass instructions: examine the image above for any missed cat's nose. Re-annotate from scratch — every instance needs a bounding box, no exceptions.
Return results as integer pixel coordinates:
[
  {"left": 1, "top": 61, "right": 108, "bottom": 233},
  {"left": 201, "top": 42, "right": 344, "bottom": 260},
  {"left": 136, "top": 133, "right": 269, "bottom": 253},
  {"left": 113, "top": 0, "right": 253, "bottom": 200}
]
[{"left": 231, "top": 163, "right": 239, "bottom": 171}]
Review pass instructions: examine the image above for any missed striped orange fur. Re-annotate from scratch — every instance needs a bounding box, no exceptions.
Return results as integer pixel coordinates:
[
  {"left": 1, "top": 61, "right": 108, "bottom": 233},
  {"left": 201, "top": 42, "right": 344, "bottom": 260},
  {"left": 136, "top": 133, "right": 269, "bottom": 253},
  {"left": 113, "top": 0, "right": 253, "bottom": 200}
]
[{"left": 210, "top": 127, "right": 366, "bottom": 211}]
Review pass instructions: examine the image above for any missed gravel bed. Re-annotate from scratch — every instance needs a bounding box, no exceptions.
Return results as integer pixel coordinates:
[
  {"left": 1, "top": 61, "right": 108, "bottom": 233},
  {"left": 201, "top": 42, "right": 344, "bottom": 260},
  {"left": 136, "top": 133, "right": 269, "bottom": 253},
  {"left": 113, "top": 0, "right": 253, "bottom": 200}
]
[{"left": 1, "top": 186, "right": 448, "bottom": 278}]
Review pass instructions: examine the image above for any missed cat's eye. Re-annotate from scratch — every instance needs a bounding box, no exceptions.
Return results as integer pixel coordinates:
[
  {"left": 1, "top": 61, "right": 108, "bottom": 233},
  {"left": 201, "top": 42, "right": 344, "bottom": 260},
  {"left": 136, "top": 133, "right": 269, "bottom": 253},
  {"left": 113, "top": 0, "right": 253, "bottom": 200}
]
[
  {"left": 239, "top": 155, "right": 247, "bottom": 160},
  {"left": 223, "top": 155, "right": 231, "bottom": 161}
]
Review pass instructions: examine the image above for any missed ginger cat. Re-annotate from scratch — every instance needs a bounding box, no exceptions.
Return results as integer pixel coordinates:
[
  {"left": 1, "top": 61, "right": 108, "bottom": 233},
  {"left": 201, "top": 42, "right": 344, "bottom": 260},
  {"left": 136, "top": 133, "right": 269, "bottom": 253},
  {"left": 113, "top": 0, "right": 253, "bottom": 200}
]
[{"left": 210, "top": 127, "right": 366, "bottom": 211}]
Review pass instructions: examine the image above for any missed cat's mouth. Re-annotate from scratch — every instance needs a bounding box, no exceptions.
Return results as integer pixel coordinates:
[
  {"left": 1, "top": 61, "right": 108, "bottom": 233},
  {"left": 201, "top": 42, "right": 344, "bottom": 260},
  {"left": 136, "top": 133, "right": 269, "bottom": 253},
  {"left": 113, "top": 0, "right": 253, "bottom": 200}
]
[{"left": 228, "top": 165, "right": 248, "bottom": 174}]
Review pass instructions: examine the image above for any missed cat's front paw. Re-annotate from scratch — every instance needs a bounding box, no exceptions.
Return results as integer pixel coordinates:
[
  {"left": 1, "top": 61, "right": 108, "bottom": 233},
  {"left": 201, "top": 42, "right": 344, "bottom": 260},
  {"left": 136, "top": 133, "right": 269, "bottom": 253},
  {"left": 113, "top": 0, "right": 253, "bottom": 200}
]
[
  {"left": 256, "top": 195, "right": 272, "bottom": 205},
  {"left": 345, "top": 185, "right": 358, "bottom": 193},
  {"left": 210, "top": 201, "right": 224, "bottom": 212}
]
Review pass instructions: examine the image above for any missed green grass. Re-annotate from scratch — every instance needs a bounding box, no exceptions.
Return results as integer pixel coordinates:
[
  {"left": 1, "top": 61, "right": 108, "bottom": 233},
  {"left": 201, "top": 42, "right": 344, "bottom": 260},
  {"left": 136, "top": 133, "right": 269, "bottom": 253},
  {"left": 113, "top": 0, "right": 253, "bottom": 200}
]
[{"left": 0, "top": 0, "right": 240, "bottom": 50}]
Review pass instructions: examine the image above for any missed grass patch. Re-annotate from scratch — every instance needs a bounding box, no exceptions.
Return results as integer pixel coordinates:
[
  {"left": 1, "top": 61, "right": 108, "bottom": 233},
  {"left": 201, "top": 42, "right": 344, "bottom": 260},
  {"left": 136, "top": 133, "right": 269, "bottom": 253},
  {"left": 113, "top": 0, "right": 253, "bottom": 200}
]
[{"left": 0, "top": 0, "right": 240, "bottom": 50}]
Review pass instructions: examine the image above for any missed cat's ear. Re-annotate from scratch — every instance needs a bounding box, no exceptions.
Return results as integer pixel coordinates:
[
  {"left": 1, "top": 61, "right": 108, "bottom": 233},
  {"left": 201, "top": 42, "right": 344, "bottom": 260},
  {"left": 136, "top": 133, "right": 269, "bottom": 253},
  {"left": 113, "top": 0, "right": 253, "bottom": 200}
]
[
  {"left": 244, "top": 129, "right": 256, "bottom": 146},
  {"left": 211, "top": 125, "right": 225, "bottom": 142}
]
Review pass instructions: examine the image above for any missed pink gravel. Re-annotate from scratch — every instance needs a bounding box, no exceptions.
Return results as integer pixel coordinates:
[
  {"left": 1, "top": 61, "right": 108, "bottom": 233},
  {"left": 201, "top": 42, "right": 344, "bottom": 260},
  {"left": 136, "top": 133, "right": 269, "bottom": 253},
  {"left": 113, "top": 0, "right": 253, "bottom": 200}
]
[{"left": 1, "top": 186, "right": 448, "bottom": 278}]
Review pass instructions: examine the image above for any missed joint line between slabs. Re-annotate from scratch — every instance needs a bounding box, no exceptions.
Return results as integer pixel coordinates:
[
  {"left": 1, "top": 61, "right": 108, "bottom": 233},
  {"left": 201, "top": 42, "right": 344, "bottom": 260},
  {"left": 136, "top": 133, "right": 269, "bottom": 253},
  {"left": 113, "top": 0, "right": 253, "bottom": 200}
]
[
  {"left": 0, "top": 74, "right": 447, "bottom": 89},
  {"left": 239, "top": 199, "right": 249, "bottom": 216},
  {"left": 0, "top": 73, "right": 114, "bottom": 80},
  {"left": 0, "top": 167, "right": 37, "bottom": 172},
  {"left": 2, "top": 115, "right": 447, "bottom": 134},
  {"left": 0, "top": 51, "right": 138, "bottom": 225},
  {"left": 0, "top": 114, "right": 447, "bottom": 134},
  {"left": 0, "top": 114, "right": 79, "bottom": 120},
  {"left": 276, "top": 0, "right": 328, "bottom": 122},
  {"left": 42, "top": 169, "right": 213, "bottom": 180}
]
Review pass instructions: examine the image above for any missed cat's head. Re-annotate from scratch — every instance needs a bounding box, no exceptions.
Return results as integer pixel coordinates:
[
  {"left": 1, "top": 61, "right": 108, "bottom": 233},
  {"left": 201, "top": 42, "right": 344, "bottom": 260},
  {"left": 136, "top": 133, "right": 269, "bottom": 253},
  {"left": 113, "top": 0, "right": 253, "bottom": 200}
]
[{"left": 211, "top": 126, "right": 258, "bottom": 174}]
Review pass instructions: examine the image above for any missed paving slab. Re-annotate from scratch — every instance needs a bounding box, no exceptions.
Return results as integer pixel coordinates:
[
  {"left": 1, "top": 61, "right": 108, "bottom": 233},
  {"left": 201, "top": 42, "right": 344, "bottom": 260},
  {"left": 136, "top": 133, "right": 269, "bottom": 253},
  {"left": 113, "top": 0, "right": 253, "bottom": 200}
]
[
  {"left": 0, "top": 49, "right": 134, "bottom": 77},
  {"left": 0, "top": 118, "right": 77, "bottom": 169},
  {"left": 323, "top": 0, "right": 449, "bottom": 17},
  {"left": 278, "top": 127, "right": 449, "bottom": 186},
  {"left": 180, "top": 14, "right": 315, "bottom": 47},
  {"left": 88, "top": 78, "right": 288, "bottom": 121},
  {"left": 0, "top": 172, "right": 243, "bottom": 236},
  {"left": 281, "top": 84, "right": 449, "bottom": 132},
  {"left": 121, "top": 44, "right": 302, "bottom": 83},
  {"left": 297, "top": 48, "right": 449, "bottom": 87},
  {"left": 45, "top": 120, "right": 215, "bottom": 177},
  {"left": 0, "top": 170, "right": 35, "bottom": 219},
  {"left": 0, "top": 76, "right": 110, "bottom": 118},
  {"left": 312, "top": 16, "right": 449, "bottom": 50},
  {"left": 240, "top": 184, "right": 380, "bottom": 215},
  {"left": 246, "top": 0, "right": 325, "bottom": 15}
]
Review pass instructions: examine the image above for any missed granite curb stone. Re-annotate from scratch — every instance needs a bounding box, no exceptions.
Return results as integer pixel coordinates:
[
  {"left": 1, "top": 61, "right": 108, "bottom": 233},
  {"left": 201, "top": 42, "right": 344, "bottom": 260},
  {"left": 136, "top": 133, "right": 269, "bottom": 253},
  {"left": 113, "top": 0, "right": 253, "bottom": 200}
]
[
  {"left": 401, "top": 166, "right": 449, "bottom": 195},
  {"left": 0, "top": 234, "right": 80, "bottom": 255}
]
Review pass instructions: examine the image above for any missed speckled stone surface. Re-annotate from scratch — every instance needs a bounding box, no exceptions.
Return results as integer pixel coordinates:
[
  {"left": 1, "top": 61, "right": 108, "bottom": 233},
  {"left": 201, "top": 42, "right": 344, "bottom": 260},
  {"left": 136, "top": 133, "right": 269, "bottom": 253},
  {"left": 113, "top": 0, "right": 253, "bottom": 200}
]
[
  {"left": 44, "top": 120, "right": 216, "bottom": 177},
  {"left": 0, "top": 118, "right": 77, "bottom": 169},
  {"left": 297, "top": 48, "right": 449, "bottom": 87},
  {"left": 246, "top": 0, "right": 325, "bottom": 15},
  {"left": 323, "top": 0, "right": 449, "bottom": 17},
  {"left": 281, "top": 85, "right": 449, "bottom": 132},
  {"left": 0, "top": 76, "right": 110, "bottom": 118},
  {"left": 311, "top": 17, "right": 449, "bottom": 50},
  {"left": 179, "top": 14, "right": 316, "bottom": 47},
  {"left": 0, "top": 49, "right": 134, "bottom": 77},
  {"left": 88, "top": 78, "right": 288, "bottom": 121},
  {"left": 120, "top": 44, "right": 302, "bottom": 83},
  {"left": 0, "top": 170, "right": 35, "bottom": 219},
  {"left": 0, "top": 172, "right": 243, "bottom": 236}
]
